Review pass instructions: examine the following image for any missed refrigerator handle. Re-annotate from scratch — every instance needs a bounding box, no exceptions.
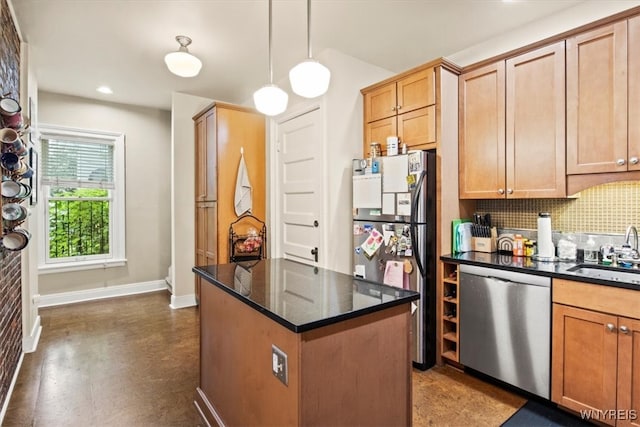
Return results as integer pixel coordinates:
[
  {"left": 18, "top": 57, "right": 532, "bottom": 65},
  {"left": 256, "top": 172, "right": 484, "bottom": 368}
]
[{"left": 410, "top": 170, "right": 426, "bottom": 277}]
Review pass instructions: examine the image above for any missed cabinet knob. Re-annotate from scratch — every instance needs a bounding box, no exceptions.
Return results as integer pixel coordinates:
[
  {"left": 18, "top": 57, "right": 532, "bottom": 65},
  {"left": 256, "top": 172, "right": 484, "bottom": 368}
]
[
  {"left": 617, "top": 158, "right": 626, "bottom": 166},
  {"left": 507, "top": 188, "right": 513, "bottom": 195},
  {"left": 606, "top": 323, "right": 616, "bottom": 332},
  {"left": 498, "top": 188, "right": 505, "bottom": 195},
  {"left": 630, "top": 157, "right": 639, "bottom": 165},
  {"left": 620, "top": 325, "right": 630, "bottom": 334},
  {"left": 396, "top": 105, "right": 402, "bottom": 110},
  {"left": 391, "top": 106, "right": 396, "bottom": 111}
]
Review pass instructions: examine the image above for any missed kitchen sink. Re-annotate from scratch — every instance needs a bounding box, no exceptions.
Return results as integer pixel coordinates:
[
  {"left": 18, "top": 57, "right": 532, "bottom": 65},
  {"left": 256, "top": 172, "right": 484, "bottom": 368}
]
[{"left": 567, "top": 264, "right": 640, "bottom": 285}]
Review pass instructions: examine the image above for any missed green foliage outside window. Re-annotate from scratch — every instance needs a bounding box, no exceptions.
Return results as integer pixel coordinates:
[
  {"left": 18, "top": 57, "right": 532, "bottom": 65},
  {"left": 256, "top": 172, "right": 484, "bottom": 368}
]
[{"left": 48, "top": 188, "right": 110, "bottom": 259}]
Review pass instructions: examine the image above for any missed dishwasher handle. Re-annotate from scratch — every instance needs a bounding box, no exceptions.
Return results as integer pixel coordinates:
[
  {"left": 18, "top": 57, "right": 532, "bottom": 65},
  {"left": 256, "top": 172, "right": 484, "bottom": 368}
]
[{"left": 460, "top": 264, "right": 551, "bottom": 288}]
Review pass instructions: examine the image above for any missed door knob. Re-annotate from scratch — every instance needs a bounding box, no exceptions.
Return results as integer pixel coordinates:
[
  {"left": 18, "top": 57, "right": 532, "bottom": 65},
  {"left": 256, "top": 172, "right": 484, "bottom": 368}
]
[
  {"left": 606, "top": 323, "right": 616, "bottom": 332},
  {"left": 507, "top": 188, "right": 513, "bottom": 195},
  {"left": 620, "top": 325, "right": 630, "bottom": 334},
  {"left": 498, "top": 188, "right": 505, "bottom": 195},
  {"left": 630, "top": 157, "right": 639, "bottom": 165},
  {"left": 617, "top": 158, "right": 626, "bottom": 166}
]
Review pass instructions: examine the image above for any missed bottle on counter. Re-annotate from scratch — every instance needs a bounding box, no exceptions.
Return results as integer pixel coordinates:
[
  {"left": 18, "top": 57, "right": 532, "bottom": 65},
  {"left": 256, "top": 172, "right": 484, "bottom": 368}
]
[{"left": 584, "top": 235, "right": 599, "bottom": 264}]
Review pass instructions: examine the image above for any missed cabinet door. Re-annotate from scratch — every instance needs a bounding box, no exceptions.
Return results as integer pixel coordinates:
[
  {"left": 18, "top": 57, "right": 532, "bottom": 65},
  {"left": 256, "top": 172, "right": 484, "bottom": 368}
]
[
  {"left": 397, "top": 68, "right": 434, "bottom": 114},
  {"left": 552, "top": 304, "right": 618, "bottom": 424},
  {"left": 459, "top": 62, "right": 506, "bottom": 199},
  {"left": 195, "top": 109, "right": 217, "bottom": 201},
  {"left": 567, "top": 22, "right": 628, "bottom": 175},
  {"left": 364, "top": 82, "right": 396, "bottom": 123},
  {"left": 506, "top": 41, "right": 566, "bottom": 198},
  {"left": 617, "top": 316, "right": 640, "bottom": 427},
  {"left": 364, "top": 117, "right": 397, "bottom": 156},
  {"left": 195, "top": 116, "right": 206, "bottom": 202},
  {"left": 196, "top": 202, "right": 217, "bottom": 264},
  {"left": 397, "top": 106, "right": 435, "bottom": 150},
  {"left": 204, "top": 109, "right": 217, "bottom": 201},
  {"left": 627, "top": 16, "right": 640, "bottom": 172}
]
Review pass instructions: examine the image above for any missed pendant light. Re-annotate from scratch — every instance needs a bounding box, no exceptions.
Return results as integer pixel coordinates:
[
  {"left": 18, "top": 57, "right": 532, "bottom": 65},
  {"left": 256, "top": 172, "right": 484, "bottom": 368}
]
[
  {"left": 164, "top": 35, "right": 202, "bottom": 78},
  {"left": 289, "top": 0, "right": 330, "bottom": 98},
  {"left": 253, "top": 0, "right": 289, "bottom": 116}
]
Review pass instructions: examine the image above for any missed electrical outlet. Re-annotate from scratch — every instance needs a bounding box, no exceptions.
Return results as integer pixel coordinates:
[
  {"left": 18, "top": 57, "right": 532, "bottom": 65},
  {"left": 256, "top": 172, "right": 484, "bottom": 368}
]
[{"left": 271, "top": 344, "right": 288, "bottom": 386}]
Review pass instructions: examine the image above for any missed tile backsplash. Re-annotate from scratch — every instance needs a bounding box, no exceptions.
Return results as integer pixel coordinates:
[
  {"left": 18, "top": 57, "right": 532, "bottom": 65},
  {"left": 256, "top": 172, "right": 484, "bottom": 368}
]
[{"left": 477, "top": 181, "right": 640, "bottom": 235}]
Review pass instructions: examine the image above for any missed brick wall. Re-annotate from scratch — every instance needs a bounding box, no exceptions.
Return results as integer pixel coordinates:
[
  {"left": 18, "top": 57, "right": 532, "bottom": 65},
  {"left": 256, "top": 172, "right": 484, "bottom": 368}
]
[{"left": 0, "top": 0, "right": 22, "bottom": 411}]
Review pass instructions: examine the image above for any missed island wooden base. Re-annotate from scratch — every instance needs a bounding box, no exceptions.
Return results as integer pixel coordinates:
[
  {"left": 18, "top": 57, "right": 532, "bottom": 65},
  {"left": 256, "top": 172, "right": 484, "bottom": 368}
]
[{"left": 196, "top": 282, "right": 413, "bottom": 427}]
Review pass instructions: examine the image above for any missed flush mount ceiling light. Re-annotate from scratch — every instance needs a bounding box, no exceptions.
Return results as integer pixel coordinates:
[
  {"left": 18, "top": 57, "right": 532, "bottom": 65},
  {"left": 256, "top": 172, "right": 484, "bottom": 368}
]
[
  {"left": 164, "top": 35, "right": 202, "bottom": 78},
  {"left": 253, "top": 0, "right": 288, "bottom": 116},
  {"left": 289, "top": 0, "right": 330, "bottom": 98},
  {"left": 96, "top": 86, "right": 113, "bottom": 94}
]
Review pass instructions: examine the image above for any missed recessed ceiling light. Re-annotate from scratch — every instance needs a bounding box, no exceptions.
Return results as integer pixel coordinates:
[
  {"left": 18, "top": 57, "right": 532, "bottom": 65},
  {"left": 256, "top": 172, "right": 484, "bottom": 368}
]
[{"left": 96, "top": 86, "right": 113, "bottom": 94}]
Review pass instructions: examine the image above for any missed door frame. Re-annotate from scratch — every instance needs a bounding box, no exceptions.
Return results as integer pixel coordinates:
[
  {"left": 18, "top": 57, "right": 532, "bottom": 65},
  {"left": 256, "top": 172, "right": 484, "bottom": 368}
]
[{"left": 269, "top": 100, "right": 327, "bottom": 267}]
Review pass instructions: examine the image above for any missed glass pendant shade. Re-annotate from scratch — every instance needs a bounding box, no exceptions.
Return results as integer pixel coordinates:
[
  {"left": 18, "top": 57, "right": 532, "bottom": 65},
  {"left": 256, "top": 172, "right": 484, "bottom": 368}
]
[
  {"left": 164, "top": 51, "right": 202, "bottom": 77},
  {"left": 165, "top": 36, "right": 202, "bottom": 78},
  {"left": 253, "top": 84, "right": 289, "bottom": 116},
  {"left": 289, "top": 59, "right": 331, "bottom": 98}
]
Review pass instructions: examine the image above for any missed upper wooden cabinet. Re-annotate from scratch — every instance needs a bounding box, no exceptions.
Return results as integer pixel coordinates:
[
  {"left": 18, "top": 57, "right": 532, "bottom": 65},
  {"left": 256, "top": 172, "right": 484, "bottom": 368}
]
[
  {"left": 567, "top": 21, "right": 630, "bottom": 175},
  {"left": 627, "top": 15, "right": 640, "bottom": 173},
  {"left": 459, "top": 61, "right": 505, "bottom": 199},
  {"left": 362, "top": 67, "right": 436, "bottom": 154},
  {"left": 459, "top": 41, "right": 566, "bottom": 199},
  {"left": 195, "top": 108, "right": 217, "bottom": 202}
]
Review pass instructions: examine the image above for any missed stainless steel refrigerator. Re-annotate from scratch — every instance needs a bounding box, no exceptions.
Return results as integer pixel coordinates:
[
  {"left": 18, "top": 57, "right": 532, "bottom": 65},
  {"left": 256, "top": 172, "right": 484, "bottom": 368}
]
[{"left": 352, "top": 150, "right": 436, "bottom": 370}]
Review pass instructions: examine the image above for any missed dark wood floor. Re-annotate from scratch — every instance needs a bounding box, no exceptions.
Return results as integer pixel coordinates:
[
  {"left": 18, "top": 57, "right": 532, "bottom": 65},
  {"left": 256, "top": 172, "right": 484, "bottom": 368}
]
[{"left": 3, "top": 290, "right": 524, "bottom": 426}]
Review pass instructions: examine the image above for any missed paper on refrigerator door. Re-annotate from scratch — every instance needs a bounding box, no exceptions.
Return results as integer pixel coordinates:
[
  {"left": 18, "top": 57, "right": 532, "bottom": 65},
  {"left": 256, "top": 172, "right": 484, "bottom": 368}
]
[
  {"left": 360, "top": 228, "right": 384, "bottom": 258},
  {"left": 381, "top": 155, "right": 409, "bottom": 193},
  {"left": 396, "top": 193, "right": 411, "bottom": 216},
  {"left": 383, "top": 261, "right": 404, "bottom": 288},
  {"left": 352, "top": 175, "right": 382, "bottom": 208}
]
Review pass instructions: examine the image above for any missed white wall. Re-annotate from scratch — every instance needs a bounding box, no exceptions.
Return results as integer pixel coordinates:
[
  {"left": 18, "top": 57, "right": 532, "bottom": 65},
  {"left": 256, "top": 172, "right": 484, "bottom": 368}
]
[
  {"left": 169, "top": 92, "right": 213, "bottom": 308},
  {"left": 20, "top": 41, "right": 41, "bottom": 352},
  {"left": 37, "top": 92, "right": 171, "bottom": 295},
  {"left": 449, "top": 0, "right": 640, "bottom": 66}
]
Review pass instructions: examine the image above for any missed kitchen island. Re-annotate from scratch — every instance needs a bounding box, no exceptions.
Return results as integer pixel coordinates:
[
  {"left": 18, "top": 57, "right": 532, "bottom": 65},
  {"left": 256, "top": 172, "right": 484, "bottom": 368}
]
[{"left": 192, "top": 258, "right": 419, "bottom": 427}]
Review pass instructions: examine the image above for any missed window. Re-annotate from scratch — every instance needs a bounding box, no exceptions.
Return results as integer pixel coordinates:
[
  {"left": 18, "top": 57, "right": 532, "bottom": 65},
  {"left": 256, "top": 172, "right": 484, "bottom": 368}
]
[{"left": 38, "top": 124, "right": 126, "bottom": 273}]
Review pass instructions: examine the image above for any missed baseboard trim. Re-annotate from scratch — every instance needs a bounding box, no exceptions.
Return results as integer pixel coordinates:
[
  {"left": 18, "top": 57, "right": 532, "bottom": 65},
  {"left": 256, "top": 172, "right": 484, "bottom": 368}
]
[
  {"left": 0, "top": 352, "right": 24, "bottom": 426},
  {"left": 22, "top": 315, "right": 42, "bottom": 353},
  {"left": 170, "top": 293, "right": 197, "bottom": 309},
  {"left": 38, "top": 280, "right": 170, "bottom": 308}
]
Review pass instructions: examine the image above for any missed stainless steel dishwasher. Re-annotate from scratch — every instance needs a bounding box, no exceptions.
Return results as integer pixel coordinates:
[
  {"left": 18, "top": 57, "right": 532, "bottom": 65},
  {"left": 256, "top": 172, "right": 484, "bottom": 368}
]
[{"left": 459, "top": 264, "right": 551, "bottom": 399}]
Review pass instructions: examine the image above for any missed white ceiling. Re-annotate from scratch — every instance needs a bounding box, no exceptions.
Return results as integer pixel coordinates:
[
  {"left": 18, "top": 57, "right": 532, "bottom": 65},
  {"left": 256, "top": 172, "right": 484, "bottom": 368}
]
[{"left": 9, "top": 0, "right": 639, "bottom": 111}]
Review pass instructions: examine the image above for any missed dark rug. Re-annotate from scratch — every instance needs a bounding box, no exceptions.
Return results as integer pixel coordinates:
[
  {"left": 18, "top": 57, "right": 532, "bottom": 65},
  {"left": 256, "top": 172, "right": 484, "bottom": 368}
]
[{"left": 501, "top": 400, "right": 593, "bottom": 426}]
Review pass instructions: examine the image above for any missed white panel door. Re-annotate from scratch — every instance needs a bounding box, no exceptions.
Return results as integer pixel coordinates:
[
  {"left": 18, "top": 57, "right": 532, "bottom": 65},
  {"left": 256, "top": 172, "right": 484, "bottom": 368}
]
[{"left": 275, "top": 107, "right": 324, "bottom": 266}]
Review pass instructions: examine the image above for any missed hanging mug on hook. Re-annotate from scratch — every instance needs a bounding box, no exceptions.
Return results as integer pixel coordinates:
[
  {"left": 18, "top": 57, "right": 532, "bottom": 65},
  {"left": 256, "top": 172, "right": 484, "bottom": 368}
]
[{"left": 0, "top": 97, "right": 23, "bottom": 130}]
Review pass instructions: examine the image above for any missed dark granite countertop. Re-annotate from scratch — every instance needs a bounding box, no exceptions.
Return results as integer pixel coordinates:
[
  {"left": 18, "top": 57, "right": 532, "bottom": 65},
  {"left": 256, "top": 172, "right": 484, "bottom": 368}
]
[
  {"left": 441, "top": 252, "right": 640, "bottom": 291},
  {"left": 193, "top": 258, "right": 420, "bottom": 333}
]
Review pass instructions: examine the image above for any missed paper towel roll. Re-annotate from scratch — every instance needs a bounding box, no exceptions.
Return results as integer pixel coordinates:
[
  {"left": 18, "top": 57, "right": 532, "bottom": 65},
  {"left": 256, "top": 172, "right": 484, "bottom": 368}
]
[{"left": 537, "top": 213, "right": 554, "bottom": 258}]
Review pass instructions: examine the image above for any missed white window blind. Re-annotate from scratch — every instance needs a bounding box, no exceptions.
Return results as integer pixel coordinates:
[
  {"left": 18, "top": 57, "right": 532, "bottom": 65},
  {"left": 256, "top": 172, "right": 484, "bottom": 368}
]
[{"left": 41, "top": 137, "right": 115, "bottom": 189}]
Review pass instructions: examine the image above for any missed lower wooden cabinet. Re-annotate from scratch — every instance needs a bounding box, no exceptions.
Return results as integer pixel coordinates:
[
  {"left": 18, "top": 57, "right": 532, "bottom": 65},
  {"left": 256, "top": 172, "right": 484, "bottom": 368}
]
[
  {"left": 195, "top": 201, "right": 217, "bottom": 301},
  {"left": 552, "top": 279, "right": 640, "bottom": 427}
]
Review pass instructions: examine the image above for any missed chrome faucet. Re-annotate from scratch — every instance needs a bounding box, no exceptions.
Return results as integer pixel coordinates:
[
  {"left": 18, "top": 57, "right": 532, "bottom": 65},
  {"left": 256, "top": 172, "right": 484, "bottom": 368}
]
[{"left": 624, "top": 225, "right": 639, "bottom": 258}]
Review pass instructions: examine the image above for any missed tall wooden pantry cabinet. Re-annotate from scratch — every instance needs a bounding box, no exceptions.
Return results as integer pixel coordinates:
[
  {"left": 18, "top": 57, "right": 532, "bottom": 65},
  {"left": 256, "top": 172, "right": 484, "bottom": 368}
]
[{"left": 193, "top": 102, "right": 266, "bottom": 301}]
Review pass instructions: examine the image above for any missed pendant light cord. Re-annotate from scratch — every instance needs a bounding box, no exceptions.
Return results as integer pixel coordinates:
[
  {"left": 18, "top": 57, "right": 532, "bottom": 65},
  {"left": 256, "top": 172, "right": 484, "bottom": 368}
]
[
  {"left": 306, "top": 0, "right": 312, "bottom": 59},
  {"left": 268, "top": 0, "right": 274, "bottom": 84}
]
